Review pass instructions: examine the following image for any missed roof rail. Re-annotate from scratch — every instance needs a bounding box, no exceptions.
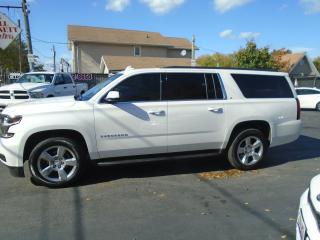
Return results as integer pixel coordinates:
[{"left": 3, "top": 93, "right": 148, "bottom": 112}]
[{"left": 163, "top": 66, "right": 279, "bottom": 72}]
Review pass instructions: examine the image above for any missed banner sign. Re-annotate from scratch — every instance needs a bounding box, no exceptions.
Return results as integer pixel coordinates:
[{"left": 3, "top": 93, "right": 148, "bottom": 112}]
[
  {"left": 71, "top": 73, "right": 93, "bottom": 81},
  {"left": 0, "top": 13, "right": 21, "bottom": 50},
  {"left": 9, "top": 73, "right": 21, "bottom": 80}
]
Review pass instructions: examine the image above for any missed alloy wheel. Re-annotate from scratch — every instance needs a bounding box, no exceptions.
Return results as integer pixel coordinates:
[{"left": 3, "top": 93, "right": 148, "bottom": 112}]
[
  {"left": 236, "top": 136, "right": 264, "bottom": 166},
  {"left": 36, "top": 145, "right": 78, "bottom": 183}
]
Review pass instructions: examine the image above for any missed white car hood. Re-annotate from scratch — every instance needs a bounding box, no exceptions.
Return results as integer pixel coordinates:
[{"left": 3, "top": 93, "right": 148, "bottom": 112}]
[
  {"left": 309, "top": 174, "right": 320, "bottom": 213},
  {"left": 0, "top": 82, "right": 50, "bottom": 91},
  {"left": 3, "top": 96, "right": 81, "bottom": 116}
]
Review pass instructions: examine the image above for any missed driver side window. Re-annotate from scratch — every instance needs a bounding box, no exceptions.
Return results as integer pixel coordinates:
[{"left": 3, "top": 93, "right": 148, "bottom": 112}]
[
  {"left": 111, "top": 74, "right": 161, "bottom": 102},
  {"left": 54, "top": 74, "right": 65, "bottom": 85}
]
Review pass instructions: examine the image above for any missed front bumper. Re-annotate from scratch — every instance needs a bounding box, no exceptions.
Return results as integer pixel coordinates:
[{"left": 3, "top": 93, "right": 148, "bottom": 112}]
[
  {"left": 0, "top": 137, "right": 25, "bottom": 177},
  {"left": 297, "top": 190, "right": 320, "bottom": 240}
]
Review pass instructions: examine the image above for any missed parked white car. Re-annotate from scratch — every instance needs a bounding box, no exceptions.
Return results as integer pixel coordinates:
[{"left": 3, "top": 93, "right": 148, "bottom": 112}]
[
  {"left": 296, "top": 87, "right": 320, "bottom": 111},
  {"left": 0, "top": 72, "right": 88, "bottom": 112},
  {"left": 0, "top": 67, "right": 302, "bottom": 187},
  {"left": 297, "top": 174, "right": 320, "bottom": 240}
]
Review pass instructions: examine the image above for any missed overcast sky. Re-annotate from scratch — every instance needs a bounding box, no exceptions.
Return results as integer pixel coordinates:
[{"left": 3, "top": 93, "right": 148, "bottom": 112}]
[{"left": 1, "top": 0, "right": 319, "bottom": 69}]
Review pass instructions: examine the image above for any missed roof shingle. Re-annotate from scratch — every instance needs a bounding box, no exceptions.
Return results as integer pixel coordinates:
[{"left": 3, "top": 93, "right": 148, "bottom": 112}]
[{"left": 68, "top": 25, "right": 192, "bottom": 49}]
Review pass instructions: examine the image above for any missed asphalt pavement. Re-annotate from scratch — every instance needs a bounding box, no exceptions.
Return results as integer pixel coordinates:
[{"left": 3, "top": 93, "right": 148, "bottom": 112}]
[{"left": 0, "top": 111, "right": 319, "bottom": 240}]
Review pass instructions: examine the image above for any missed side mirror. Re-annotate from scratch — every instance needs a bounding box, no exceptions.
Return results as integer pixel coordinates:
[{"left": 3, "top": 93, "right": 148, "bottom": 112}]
[{"left": 105, "top": 91, "right": 120, "bottom": 103}]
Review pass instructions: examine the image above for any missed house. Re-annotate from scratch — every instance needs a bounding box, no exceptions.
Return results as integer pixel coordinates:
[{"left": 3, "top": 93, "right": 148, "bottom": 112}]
[
  {"left": 68, "top": 25, "right": 194, "bottom": 73},
  {"left": 280, "top": 53, "right": 320, "bottom": 87}
]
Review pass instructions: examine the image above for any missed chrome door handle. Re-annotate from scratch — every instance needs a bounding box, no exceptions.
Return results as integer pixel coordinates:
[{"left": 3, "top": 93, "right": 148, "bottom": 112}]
[
  {"left": 208, "top": 107, "right": 224, "bottom": 114},
  {"left": 148, "top": 110, "right": 165, "bottom": 116}
]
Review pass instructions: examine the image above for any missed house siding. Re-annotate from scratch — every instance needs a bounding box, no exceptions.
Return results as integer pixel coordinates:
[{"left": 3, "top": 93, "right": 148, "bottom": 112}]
[{"left": 73, "top": 42, "right": 191, "bottom": 73}]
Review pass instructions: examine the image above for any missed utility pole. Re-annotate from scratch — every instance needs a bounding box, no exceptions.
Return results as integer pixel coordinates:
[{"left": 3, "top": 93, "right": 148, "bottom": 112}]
[
  {"left": 21, "top": 0, "right": 33, "bottom": 71},
  {"left": 52, "top": 45, "right": 56, "bottom": 72},
  {"left": 17, "top": 20, "right": 22, "bottom": 73},
  {"left": 191, "top": 34, "right": 196, "bottom": 67}
]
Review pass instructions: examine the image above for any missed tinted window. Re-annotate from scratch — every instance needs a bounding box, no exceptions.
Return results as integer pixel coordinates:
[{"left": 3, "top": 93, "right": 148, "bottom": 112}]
[
  {"left": 298, "top": 89, "right": 320, "bottom": 95},
  {"left": 54, "top": 74, "right": 65, "bottom": 85},
  {"left": 205, "top": 74, "right": 224, "bottom": 100},
  {"left": 296, "top": 89, "right": 303, "bottom": 95},
  {"left": 16, "top": 74, "right": 53, "bottom": 83},
  {"left": 112, "top": 74, "right": 160, "bottom": 102},
  {"left": 163, "top": 73, "right": 207, "bottom": 100},
  {"left": 63, "top": 74, "right": 73, "bottom": 84},
  {"left": 232, "top": 74, "right": 294, "bottom": 98}
]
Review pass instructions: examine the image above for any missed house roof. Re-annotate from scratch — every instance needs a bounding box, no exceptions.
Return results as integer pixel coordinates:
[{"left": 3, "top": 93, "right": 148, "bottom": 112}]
[
  {"left": 68, "top": 25, "right": 192, "bottom": 50},
  {"left": 280, "top": 53, "right": 305, "bottom": 72},
  {"left": 280, "top": 53, "right": 320, "bottom": 77},
  {"left": 101, "top": 56, "right": 191, "bottom": 72}
]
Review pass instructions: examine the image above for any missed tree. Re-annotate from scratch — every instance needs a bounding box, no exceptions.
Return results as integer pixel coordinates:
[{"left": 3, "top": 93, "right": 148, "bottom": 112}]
[
  {"left": 197, "top": 53, "right": 235, "bottom": 67},
  {"left": 33, "top": 63, "right": 45, "bottom": 71},
  {"left": 0, "top": 39, "right": 29, "bottom": 73},
  {"left": 234, "top": 41, "right": 275, "bottom": 69},
  {"left": 272, "top": 48, "right": 292, "bottom": 72},
  {"left": 314, "top": 57, "right": 320, "bottom": 72}
]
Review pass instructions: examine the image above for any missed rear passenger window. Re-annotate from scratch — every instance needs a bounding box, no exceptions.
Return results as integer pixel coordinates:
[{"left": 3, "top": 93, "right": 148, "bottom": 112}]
[
  {"left": 205, "top": 74, "right": 224, "bottom": 100},
  {"left": 163, "top": 73, "right": 207, "bottom": 100},
  {"left": 232, "top": 74, "right": 294, "bottom": 98}
]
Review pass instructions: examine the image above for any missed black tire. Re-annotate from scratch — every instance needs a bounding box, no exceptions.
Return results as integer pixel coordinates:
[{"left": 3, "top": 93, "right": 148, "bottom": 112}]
[
  {"left": 316, "top": 102, "right": 320, "bottom": 112},
  {"left": 47, "top": 95, "right": 54, "bottom": 98},
  {"left": 28, "top": 137, "right": 86, "bottom": 187},
  {"left": 227, "top": 129, "right": 269, "bottom": 170}
]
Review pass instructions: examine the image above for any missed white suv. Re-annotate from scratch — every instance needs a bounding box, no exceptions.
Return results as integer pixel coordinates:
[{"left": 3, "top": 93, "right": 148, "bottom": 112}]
[{"left": 0, "top": 67, "right": 302, "bottom": 187}]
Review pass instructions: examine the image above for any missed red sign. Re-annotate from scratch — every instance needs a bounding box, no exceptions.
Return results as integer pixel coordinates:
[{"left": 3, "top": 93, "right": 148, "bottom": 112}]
[
  {"left": 0, "top": 13, "right": 21, "bottom": 49},
  {"left": 71, "top": 73, "right": 93, "bottom": 81}
]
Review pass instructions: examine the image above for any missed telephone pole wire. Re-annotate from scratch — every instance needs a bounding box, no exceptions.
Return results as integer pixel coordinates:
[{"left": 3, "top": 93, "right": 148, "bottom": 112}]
[{"left": 21, "top": 0, "right": 33, "bottom": 71}]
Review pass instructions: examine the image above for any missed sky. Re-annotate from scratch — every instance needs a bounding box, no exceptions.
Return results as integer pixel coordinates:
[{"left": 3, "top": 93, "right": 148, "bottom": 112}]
[{"left": 0, "top": 0, "right": 319, "bottom": 70}]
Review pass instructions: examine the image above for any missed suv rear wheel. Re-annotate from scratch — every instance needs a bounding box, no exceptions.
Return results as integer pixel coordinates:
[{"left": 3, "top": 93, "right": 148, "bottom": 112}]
[
  {"left": 316, "top": 102, "right": 320, "bottom": 112},
  {"left": 227, "top": 129, "right": 268, "bottom": 170},
  {"left": 28, "top": 137, "right": 85, "bottom": 187}
]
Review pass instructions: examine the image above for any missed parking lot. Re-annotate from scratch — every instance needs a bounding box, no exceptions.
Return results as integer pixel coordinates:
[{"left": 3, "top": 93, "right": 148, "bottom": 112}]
[{"left": 0, "top": 111, "right": 318, "bottom": 240}]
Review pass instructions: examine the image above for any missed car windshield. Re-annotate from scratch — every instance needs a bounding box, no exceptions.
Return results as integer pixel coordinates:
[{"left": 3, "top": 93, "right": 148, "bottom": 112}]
[
  {"left": 16, "top": 74, "right": 54, "bottom": 83},
  {"left": 77, "top": 73, "right": 123, "bottom": 101}
]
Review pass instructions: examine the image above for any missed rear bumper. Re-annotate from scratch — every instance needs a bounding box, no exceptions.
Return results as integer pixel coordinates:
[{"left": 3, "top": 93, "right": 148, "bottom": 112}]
[{"left": 270, "top": 120, "right": 302, "bottom": 147}]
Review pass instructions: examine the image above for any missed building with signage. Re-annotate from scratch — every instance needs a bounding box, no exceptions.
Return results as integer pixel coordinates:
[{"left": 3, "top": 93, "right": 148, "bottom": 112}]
[
  {"left": 68, "top": 25, "right": 194, "bottom": 73},
  {"left": 0, "top": 13, "right": 21, "bottom": 50}
]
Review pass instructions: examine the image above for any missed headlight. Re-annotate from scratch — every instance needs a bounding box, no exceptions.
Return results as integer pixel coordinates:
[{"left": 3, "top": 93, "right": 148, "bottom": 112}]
[
  {"left": 0, "top": 114, "right": 22, "bottom": 138},
  {"left": 29, "top": 92, "right": 44, "bottom": 98},
  {"left": 308, "top": 189, "right": 320, "bottom": 229}
]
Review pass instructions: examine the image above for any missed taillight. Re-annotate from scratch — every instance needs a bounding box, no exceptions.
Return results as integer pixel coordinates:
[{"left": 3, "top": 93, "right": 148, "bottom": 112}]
[{"left": 296, "top": 98, "right": 301, "bottom": 120}]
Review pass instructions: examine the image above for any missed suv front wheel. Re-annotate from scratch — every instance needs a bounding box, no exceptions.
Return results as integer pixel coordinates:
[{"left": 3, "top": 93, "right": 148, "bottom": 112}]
[
  {"left": 28, "top": 137, "right": 85, "bottom": 187},
  {"left": 227, "top": 129, "right": 269, "bottom": 170}
]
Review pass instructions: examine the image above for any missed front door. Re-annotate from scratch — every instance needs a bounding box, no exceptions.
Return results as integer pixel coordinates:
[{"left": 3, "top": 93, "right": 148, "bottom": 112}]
[
  {"left": 54, "top": 74, "right": 75, "bottom": 96},
  {"left": 164, "top": 73, "right": 227, "bottom": 152},
  {"left": 94, "top": 73, "right": 167, "bottom": 158}
]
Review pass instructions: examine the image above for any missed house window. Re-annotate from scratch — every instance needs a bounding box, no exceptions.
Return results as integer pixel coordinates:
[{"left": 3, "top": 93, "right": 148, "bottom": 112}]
[{"left": 134, "top": 46, "right": 141, "bottom": 56}]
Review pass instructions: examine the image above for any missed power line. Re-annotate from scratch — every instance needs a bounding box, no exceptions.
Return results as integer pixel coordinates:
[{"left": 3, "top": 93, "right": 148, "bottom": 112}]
[{"left": 31, "top": 37, "right": 69, "bottom": 45}]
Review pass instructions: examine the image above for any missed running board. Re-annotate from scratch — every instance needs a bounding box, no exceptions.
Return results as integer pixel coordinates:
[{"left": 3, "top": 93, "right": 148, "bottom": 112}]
[{"left": 95, "top": 150, "right": 221, "bottom": 167}]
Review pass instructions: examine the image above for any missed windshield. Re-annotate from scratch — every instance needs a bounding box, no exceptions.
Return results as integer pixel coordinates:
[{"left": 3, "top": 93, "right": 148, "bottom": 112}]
[
  {"left": 78, "top": 73, "right": 123, "bottom": 101},
  {"left": 16, "top": 74, "right": 54, "bottom": 83}
]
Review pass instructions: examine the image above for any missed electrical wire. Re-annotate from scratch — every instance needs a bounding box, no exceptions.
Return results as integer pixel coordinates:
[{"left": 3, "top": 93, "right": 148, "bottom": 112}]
[{"left": 31, "top": 37, "right": 69, "bottom": 45}]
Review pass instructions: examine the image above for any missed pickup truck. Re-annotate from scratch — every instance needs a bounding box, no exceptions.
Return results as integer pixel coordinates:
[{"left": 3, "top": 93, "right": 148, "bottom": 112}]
[
  {"left": 0, "top": 67, "right": 302, "bottom": 187},
  {"left": 0, "top": 72, "right": 88, "bottom": 112}
]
